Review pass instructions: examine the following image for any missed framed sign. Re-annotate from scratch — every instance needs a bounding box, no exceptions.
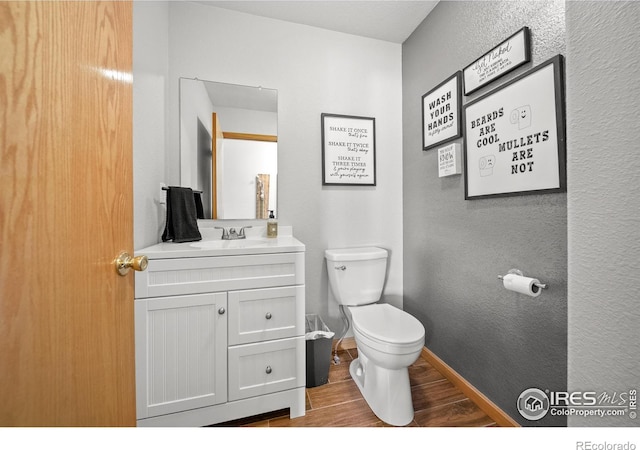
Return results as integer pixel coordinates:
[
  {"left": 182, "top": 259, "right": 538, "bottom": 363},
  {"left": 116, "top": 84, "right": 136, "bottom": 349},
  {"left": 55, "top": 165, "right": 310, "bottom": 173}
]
[
  {"left": 321, "top": 113, "right": 376, "bottom": 186},
  {"left": 463, "top": 27, "right": 531, "bottom": 96},
  {"left": 463, "top": 54, "right": 566, "bottom": 200},
  {"left": 422, "top": 71, "right": 462, "bottom": 151}
]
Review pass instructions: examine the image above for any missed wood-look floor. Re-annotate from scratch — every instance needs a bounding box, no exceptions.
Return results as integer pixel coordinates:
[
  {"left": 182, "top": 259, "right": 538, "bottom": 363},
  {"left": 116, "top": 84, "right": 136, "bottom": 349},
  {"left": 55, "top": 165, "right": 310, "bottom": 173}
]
[{"left": 215, "top": 344, "right": 497, "bottom": 427}]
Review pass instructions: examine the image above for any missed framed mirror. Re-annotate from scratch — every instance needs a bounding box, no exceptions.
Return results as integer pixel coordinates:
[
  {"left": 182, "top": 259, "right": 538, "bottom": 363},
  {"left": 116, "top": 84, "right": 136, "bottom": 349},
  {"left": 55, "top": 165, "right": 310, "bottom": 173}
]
[{"left": 179, "top": 78, "right": 278, "bottom": 220}]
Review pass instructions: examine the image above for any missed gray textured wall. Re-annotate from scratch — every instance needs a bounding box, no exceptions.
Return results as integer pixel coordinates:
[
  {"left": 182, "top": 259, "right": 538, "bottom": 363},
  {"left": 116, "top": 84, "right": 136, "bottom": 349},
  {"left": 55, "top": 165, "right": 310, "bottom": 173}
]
[
  {"left": 567, "top": 1, "right": 640, "bottom": 427},
  {"left": 402, "top": 1, "right": 566, "bottom": 426}
]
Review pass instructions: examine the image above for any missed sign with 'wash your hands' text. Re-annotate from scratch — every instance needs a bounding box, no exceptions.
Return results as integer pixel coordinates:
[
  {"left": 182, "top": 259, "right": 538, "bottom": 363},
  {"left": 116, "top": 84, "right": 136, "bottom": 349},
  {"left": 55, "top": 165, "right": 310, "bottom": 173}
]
[{"left": 422, "top": 72, "right": 462, "bottom": 151}]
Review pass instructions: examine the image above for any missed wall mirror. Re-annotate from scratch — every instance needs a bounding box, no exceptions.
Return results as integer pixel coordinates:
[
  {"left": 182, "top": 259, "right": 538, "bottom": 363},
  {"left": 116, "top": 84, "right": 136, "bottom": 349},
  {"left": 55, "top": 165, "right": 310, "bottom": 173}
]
[{"left": 179, "top": 78, "right": 278, "bottom": 220}]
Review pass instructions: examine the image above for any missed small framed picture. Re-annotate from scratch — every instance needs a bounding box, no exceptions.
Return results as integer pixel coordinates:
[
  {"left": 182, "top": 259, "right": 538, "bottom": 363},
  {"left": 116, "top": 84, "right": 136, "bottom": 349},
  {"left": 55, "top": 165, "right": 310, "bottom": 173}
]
[
  {"left": 463, "top": 27, "right": 531, "bottom": 96},
  {"left": 321, "top": 113, "right": 376, "bottom": 186},
  {"left": 422, "top": 71, "right": 462, "bottom": 151}
]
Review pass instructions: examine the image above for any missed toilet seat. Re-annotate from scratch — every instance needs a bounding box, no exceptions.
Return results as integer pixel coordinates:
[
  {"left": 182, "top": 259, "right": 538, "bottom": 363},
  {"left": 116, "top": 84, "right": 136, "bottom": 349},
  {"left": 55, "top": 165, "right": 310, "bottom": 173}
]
[{"left": 350, "top": 303, "right": 425, "bottom": 354}]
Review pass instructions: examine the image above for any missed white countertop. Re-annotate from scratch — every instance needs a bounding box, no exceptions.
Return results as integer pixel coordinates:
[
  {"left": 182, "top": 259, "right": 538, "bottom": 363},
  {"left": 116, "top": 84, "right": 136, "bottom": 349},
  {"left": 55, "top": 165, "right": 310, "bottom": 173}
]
[{"left": 137, "top": 225, "right": 305, "bottom": 259}]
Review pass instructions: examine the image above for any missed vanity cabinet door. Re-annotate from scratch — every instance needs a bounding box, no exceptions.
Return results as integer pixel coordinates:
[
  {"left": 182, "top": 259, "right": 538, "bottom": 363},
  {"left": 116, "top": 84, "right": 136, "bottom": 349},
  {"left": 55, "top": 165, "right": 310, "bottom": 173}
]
[
  {"left": 135, "top": 293, "right": 227, "bottom": 419},
  {"left": 228, "top": 286, "right": 305, "bottom": 345}
]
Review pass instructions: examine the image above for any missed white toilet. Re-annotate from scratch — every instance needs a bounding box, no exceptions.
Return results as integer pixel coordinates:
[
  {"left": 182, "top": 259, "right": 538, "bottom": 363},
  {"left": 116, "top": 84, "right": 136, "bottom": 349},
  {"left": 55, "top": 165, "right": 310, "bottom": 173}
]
[{"left": 325, "top": 246, "right": 425, "bottom": 426}]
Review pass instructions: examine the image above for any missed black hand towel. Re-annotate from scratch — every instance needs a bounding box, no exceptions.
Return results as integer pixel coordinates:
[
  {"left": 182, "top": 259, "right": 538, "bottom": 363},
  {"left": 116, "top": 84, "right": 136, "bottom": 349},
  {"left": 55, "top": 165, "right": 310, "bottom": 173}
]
[{"left": 161, "top": 186, "right": 202, "bottom": 243}]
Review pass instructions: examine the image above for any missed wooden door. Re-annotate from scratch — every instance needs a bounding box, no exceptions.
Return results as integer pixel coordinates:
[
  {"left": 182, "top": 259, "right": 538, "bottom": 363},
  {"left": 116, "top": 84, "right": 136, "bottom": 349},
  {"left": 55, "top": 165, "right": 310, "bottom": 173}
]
[{"left": 0, "top": 1, "right": 136, "bottom": 426}]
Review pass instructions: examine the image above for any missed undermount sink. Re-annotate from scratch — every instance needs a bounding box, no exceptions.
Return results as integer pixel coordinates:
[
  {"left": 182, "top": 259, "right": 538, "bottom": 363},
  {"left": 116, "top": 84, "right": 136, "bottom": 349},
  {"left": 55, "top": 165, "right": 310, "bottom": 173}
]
[{"left": 189, "top": 238, "right": 270, "bottom": 249}]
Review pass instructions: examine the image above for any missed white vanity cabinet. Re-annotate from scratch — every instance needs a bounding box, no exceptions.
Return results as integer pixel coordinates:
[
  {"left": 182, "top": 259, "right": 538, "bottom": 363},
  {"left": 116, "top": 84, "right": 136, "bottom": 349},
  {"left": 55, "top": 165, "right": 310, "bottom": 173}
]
[{"left": 134, "top": 235, "right": 306, "bottom": 427}]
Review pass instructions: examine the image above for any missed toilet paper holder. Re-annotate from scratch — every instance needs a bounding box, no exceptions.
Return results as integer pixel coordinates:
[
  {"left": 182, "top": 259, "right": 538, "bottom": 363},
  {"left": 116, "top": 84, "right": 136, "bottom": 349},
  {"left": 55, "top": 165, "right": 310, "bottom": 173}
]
[{"left": 497, "top": 269, "right": 548, "bottom": 290}]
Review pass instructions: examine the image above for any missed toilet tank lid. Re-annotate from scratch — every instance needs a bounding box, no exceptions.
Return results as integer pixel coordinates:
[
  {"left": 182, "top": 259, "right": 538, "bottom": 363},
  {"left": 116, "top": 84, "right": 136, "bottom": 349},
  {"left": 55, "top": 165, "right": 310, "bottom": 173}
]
[{"left": 325, "top": 247, "right": 388, "bottom": 262}]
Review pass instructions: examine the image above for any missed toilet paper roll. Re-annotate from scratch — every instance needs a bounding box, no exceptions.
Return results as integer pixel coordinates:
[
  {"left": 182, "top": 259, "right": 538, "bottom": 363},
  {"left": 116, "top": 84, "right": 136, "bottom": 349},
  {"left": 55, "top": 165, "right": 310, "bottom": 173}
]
[{"left": 502, "top": 273, "right": 542, "bottom": 297}]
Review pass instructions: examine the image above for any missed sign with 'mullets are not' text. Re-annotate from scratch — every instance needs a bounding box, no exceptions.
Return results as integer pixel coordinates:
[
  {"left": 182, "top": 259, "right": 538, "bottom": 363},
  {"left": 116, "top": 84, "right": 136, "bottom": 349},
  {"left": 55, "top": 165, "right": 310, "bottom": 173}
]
[{"left": 463, "top": 54, "right": 566, "bottom": 200}]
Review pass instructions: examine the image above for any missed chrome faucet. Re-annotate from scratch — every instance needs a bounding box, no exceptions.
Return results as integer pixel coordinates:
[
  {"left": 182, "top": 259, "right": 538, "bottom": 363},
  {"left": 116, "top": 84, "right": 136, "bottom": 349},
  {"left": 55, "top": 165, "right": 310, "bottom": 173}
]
[{"left": 215, "top": 226, "right": 252, "bottom": 240}]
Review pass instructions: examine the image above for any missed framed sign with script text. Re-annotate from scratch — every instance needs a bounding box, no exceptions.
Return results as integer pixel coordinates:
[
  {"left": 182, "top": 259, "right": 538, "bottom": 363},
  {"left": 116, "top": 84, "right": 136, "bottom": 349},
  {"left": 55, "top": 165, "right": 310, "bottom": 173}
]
[
  {"left": 422, "top": 71, "right": 462, "bottom": 151},
  {"left": 463, "top": 54, "right": 566, "bottom": 200},
  {"left": 463, "top": 27, "right": 531, "bottom": 96},
  {"left": 321, "top": 113, "right": 376, "bottom": 186}
]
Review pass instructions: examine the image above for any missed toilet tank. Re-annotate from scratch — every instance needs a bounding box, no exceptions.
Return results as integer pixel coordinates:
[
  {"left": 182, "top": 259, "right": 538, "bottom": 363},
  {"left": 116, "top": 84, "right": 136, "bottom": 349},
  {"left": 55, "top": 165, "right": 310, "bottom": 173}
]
[{"left": 325, "top": 247, "right": 388, "bottom": 306}]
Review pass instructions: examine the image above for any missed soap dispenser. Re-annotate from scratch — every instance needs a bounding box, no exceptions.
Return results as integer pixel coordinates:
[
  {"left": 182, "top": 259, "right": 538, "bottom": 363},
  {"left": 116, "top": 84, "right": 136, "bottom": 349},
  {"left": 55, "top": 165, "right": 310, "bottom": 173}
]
[{"left": 267, "top": 210, "right": 278, "bottom": 238}]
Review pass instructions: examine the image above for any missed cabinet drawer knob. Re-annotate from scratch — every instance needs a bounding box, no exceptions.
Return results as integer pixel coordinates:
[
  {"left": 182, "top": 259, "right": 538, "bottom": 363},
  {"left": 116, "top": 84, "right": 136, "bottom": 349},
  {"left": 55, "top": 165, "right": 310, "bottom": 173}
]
[
  {"left": 218, "top": 307, "right": 226, "bottom": 315},
  {"left": 265, "top": 365, "right": 272, "bottom": 374},
  {"left": 265, "top": 312, "right": 272, "bottom": 320}
]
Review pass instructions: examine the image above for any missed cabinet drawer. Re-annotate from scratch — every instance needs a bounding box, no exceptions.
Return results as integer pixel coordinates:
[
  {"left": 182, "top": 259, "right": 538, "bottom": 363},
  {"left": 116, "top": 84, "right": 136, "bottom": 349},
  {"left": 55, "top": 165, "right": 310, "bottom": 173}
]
[
  {"left": 135, "top": 252, "right": 305, "bottom": 298},
  {"left": 228, "top": 286, "right": 304, "bottom": 345},
  {"left": 228, "top": 337, "right": 305, "bottom": 402}
]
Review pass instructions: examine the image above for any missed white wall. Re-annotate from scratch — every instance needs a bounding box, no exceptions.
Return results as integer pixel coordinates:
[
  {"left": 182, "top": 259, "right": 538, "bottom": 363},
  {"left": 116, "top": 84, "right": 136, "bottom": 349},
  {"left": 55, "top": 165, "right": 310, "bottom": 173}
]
[
  {"left": 215, "top": 106, "right": 277, "bottom": 136},
  {"left": 133, "top": 1, "right": 169, "bottom": 249},
  {"left": 179, "top": 79, "right": 213, "bottom": 190},
  {"left": 134, "top": 2, "right": 403, "bottom": 333},
  {"left": 220, "top": 140, "right": 277, "bottom": 219},
  {"left": 567, "top": 1, "right": 640, "bottom": 426}
]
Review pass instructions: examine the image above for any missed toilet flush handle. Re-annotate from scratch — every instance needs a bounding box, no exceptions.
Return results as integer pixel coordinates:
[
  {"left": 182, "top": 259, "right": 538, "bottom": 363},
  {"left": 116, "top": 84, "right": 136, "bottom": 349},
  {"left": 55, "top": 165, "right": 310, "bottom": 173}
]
[{"left": 334, "top": 265, "right": 346, "bottom": 271}]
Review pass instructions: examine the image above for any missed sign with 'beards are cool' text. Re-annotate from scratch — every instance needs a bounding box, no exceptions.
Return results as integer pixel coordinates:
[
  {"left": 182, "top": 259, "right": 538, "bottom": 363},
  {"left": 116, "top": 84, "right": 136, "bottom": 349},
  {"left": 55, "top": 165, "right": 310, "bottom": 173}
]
[{"left": 463, "top": 55, "right": 566, "bottom": 200}]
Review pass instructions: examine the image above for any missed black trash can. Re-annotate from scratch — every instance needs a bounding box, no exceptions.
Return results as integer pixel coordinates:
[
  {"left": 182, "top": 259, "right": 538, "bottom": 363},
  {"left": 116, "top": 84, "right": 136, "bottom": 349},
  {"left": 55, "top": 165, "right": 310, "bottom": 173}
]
[{"left": 305, "top": 314, "right": 334, "bottom": 388}]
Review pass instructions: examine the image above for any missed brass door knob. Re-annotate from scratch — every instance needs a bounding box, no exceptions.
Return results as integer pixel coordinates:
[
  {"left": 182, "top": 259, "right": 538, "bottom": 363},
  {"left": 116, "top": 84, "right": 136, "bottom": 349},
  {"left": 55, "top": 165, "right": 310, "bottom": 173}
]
[{"left": 115, "top": 252, "right": 148, "bottom": 276}]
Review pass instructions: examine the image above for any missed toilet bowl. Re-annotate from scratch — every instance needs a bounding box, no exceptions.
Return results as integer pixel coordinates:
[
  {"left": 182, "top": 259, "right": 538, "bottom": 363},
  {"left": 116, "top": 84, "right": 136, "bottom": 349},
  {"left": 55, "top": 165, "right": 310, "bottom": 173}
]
[{"left": 325, "top": 247, "right": 425, "bottom": 426}]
